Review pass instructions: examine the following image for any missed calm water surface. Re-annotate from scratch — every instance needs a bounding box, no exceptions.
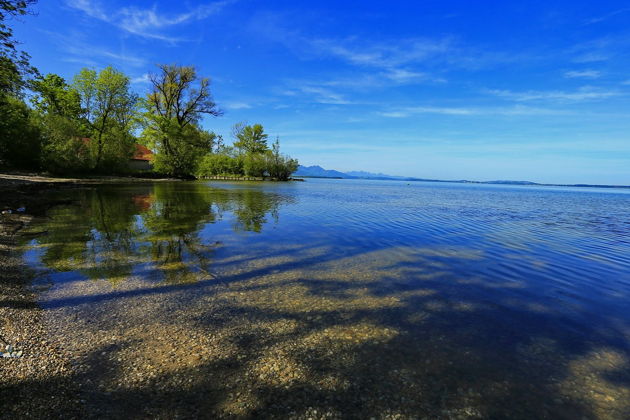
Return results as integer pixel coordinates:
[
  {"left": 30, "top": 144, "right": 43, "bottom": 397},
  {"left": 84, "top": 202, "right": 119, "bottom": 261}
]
[{"left": 23, "top": 179, "right": 630, "bottom": 418}]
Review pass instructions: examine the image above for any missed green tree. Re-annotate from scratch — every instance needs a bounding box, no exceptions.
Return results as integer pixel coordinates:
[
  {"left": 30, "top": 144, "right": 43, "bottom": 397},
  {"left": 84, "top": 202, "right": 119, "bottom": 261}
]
[
  {"left": 232, "top": 122, "right": 268, "bottom": 154},
  {"left": 0, "top": 0, "right": 38, "bottom": 97},
  {"left": 266, "top": 137, "right": 299, "bottom": 180},
  {"left": 30, "top": 73, "right": 89, "bottom": 173},
  {"left": 37, "top": 113, "right": 89, "bottom": 173},
  {"left": 197, "top": 153, "right": 243, "bottom": 177},
  {"left": 243, "top": 152, "right": 267, "bottom": 177},
  {"left": 31, "top": 73, "right": 82, "bottom": 117},
  {"left": 143, "top": 64, "right": 222, "bottom": 177},
  {"left": 0, "top": 0, "right": 40, "bottom": 169},
  {"left": 147, "top": 121, "right": 216, "bottom": 176},
  {"left": 73, "top": 66, "right": 138, "bottom": 171},
  {"left": 0, "top": 95, "right": 40, "bottom": 168}
]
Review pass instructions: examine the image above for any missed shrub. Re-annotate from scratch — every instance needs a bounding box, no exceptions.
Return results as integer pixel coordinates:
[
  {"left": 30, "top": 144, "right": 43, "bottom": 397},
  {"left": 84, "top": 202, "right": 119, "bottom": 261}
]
[
  {"left": 197, "top": 153, "right": 243, "bottom": 177},
  {"left": 0, "top": 96, "right": 42, "bottom": 170},
  {"left": 243, "top": 153, "right": 267, "bottom": 177}
]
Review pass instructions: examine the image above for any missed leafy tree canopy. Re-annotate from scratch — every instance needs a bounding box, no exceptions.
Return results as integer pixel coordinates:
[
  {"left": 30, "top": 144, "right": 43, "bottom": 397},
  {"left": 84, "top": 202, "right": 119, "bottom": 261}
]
[
  {"left": 232, "top": 122, "right": 268, "bottom": 155},
  {"left": 31, "top": 73, "right": 82, "bottom": 117},
  {"left": 0, "top": 0, "right": 38, "bottom": 96}
]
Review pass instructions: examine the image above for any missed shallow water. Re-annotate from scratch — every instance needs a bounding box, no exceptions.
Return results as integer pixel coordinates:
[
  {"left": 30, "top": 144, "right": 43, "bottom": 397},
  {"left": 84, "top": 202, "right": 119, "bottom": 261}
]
[{"left": 22, "top": 179, "right": 630, "bottom": 418}]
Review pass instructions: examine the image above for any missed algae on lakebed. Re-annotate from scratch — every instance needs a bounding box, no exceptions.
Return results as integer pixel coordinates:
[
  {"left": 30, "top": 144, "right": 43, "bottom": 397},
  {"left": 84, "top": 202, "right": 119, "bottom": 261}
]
[{"left": 12, "top": 179, "right": 630, "bottom": 418}]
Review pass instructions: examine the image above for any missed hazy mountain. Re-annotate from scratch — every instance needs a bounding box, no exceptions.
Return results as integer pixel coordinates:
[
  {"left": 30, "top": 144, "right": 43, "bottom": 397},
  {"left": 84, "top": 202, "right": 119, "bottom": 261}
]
[
  {"left": 294, "top": 165, "right": 546, "bottom": 186},
  {"left": 295, "top": 166, "right": 410, "bottom": 180},
  {"left": 345, "top": 170, "right": 407, "bottom": 179},
  {"left": 294, "top": 165, "right": 353, "bottom": 178}
]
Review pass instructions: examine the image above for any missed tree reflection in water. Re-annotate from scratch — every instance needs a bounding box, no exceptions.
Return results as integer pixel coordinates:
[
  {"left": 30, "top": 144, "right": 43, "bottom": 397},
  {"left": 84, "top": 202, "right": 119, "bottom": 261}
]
[{"left": 30, "top": 182, "right": 291, "bottom": 285}]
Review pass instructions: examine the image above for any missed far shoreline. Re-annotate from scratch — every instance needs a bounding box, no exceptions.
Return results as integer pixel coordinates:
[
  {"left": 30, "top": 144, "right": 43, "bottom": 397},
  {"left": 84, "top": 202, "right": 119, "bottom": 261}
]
[{"left": 295, "top": 175, "right": 630, "bottom": 190}]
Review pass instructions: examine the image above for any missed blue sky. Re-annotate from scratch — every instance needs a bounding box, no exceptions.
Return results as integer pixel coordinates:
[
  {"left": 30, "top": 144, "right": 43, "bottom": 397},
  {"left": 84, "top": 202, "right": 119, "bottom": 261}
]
[{"left": 12, "top": 0, "right": 630, "bottom": 184}]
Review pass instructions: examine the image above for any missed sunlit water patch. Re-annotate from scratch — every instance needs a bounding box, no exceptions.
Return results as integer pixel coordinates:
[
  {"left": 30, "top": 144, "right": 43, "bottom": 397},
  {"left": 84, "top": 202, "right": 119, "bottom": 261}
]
[{"left": 21, "top": 179, "right": 630, "bottom": 418}]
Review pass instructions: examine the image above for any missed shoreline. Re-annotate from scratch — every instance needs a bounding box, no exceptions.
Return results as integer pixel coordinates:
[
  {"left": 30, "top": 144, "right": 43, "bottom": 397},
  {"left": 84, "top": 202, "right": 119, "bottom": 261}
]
[
  {"left": 0, "top": 210, "right": 84, "bottom": 417},
  {"left": 0, "top": 172, "right": 179, "bottom": 188},
  {"left": 0, "top": 173, "right": 179, "bottom": 214}
]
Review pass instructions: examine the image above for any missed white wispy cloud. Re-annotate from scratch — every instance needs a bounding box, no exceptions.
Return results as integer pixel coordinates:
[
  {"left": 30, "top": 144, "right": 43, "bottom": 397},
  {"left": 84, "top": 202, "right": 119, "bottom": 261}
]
[
  {"left": 67, "top": 0, "right": 108, "bottom": 20},
  {"left": 68, "top": 47, "right": 146, "bottom": 67},
  {"left": 564, "top": 70, "right": 601, "bottom": 79},
  {"left": 61, "top": 56, "right": 99, "bottom": 67},
  {"left": 297, "top": 86, "right": 353, "bottom": 105},
  {"left": 379, "top": 107, "right": 475, "bottom": 117},
  {"left": 98, "top": 50, "right": 147, "bottom": 67},
  {"left": 378, "top": 105, "right": 574, "bottom": 118},
  {"left": 573, "top": 52, "right": 610, "bottom": 63},
  {"left": 277, "top": 82, "right": 356, "bottom": 105},
  {"left": 250, "top": 17, "right": 457, "bottom": 88},
  {"left": 131, "top": 74, "right": 150, "bottom": 84},
  {"left": 584, "top": 8, "right": 630, "bottom": 25},
  {"left": 311, "top": 37, "right": 453, "bottom": 69},
  {"left": 487, "top": 87, "right": 620, "bottom": 102},
  {"left": 306, "top": 35, "right": 534, "bottom": 73},
  {"left": 66, "top": 0, "right": 233, "bottom": 42},
  {"left": 568, "top": 37, "right": 622, "bottom": 63},
  {"left": 48, "top": 31, "right": 148, "bottom": 67},
  {"left": 383, "top": 68, "right": 434, "bottom": 83},
  {"left": 224, "top": 102, "right": 252, "bottom": 110}
]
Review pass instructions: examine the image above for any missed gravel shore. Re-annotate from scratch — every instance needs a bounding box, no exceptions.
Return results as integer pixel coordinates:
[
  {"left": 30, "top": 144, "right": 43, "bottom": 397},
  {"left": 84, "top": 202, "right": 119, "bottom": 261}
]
[{"left": 0, "top": 220, "right": 84, "bottom": 418}]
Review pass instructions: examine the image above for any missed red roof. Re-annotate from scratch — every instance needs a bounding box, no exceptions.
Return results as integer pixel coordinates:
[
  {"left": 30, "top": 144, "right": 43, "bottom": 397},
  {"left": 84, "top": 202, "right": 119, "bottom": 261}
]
[
  {"left": 80, "top": 138, "right": 153, "bottom": 161},
  {"left": 132, "top": 144, "right": 153, "bottom": 161}
]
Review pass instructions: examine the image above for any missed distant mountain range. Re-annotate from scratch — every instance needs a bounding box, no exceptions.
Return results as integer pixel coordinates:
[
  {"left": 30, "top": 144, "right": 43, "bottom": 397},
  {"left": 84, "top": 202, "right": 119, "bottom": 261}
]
[
  {"left": 295, "top": 165, "right": 421, "bottom": 180},
  {"left": 294, "top": 165, "right": 527, "bottom": 183},
  {"left": 293, "top": 165, "right": 350, "bottom": 179},
  {"left": 293, "top": 165, "right": 628, "bottom": 189}
]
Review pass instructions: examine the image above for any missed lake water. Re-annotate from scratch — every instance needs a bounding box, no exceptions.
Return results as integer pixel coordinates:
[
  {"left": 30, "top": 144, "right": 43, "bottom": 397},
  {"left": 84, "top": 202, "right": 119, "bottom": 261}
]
[{"left": 23, "top": 179, "right": 630, "bottom": 418}]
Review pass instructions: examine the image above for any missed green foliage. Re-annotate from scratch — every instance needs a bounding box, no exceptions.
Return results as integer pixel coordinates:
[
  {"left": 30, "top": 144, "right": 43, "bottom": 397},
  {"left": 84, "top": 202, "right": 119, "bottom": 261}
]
[
  {"left": 243, "top": 152, "right": 268, "bottom": 177},
  {"left": 196, "top": 138, "right": 297, "bottom": 180},
  {"left": 266, "top": 137, "right": 299, "bottom": 180},
  {"left": 37, "top": 113, "right": 90, "bottom": 173},
  {"left": 0, "top": 95, "right": 41, "bottom": 169},
  {"left": 143, "top": 64, "right": 221, "bottom": 177},
  {"left": 0, "top": 53, "right": 23, "bottom": 96},
  {"left": 29, "top": 72, "right": 94, "bottom": 173},
  {"left": 31, "top": 73, "right": 82, "bottom": 117},
  {"left": 196, "top": 153, "right": 243, "bottom": 177},
  {"left": 146, "top": 64, "right": 222, "bottom": 126},
  {"left": 0, "top": 1, "right": 38, "bottom": 97},
  {"left": 145, "top": 117, "right": 216, "bottom": 177},
  {"left": 232, "top": 122, "right": 268, "bottom": 154},
  {"left": 72, "top": 66, "right": 139, "bottom": 171},
  {"left": 0, "top": 1, "right": 41, "bottom": 169}
]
